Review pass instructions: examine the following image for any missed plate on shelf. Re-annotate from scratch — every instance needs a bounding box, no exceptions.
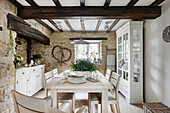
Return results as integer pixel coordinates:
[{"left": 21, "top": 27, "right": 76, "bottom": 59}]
[{"left": 67, "top": 78, "right": 86, "bottom": 84}]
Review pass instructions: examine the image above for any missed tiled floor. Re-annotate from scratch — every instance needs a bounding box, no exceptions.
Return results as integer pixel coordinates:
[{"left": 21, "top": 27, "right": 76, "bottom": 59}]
[{"left": 33, "top": 90, "right": 144, "bottom": 113}]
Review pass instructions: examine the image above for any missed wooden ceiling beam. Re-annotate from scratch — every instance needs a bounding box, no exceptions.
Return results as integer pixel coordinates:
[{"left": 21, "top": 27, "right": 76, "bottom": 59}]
[
  {"left": 80, "top": 18, "right": 85, "bottom": 32},
  {"left": 9, "top": 0, "right": 23, "bottom": 8},
  {"left": 25, "top": 0, "right": 39, "bottom": 9},
  {"left": 95, "top": 19, "right": 102, "bottom": 32},
  {"left": 48, "top": 19, "right": 63, "bottom": 32},
  {"left": 106, "top": 19, "right": 120, "bottom": 32},
  {"left": 80, "top": 0, "right": 85, "bottom": 8},
  {"left": 104, "top": 0, "right": 111, "bottom": 8},
  {"left": 52, "top": 0, "right": 62, "bottom": 8},
  {"left": 18, "top": 6, "right": 161, "bottom": 19},
  {"left": 7, "top": 13, "right": 50, "bottom": 45},
  {"left": 150, "top": 0, "right": 165, "bottom": 7},
  {"left": 69, "top": 37, "right": 107, "bottom": 40},
  {"left": 64, "top": 19, "right": 74, "bottom": 31},
  {"left": 35, "top": 19, "right": 54, "bottom": 32},
  {"left": 127, "top": 0, "right": 139, "bottom": 8}
]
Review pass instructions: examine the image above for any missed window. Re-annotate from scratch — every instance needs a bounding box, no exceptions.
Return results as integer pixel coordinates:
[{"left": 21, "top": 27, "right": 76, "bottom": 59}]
[{"left": 75, "top": 41, "right": 102, "bottom": 64}]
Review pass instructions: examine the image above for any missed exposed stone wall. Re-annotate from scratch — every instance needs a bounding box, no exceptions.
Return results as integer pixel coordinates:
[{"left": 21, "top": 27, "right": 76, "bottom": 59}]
[
  {"left": 15, "top": 38, "right": 27, "bottom": 65},
  {"left": 15, "top": 20, "right": 52, "bottom": 65},
  {"left": 31, "top": 31, "right": 116, "bottom": 74},
  {"left": 0, "top": 0, "right": 17, "bottom": 113},
  {"left": 0, "top": 1, "right": 52, "bottom": 112}
]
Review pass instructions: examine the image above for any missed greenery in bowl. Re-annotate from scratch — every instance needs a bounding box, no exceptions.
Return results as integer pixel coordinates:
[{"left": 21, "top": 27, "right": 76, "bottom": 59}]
[
  {"left": 71, "top": 59, "right": 98, "bottom": 72},
  {"left": 32, "top": 54, "right": 42, "bottom": 60}
]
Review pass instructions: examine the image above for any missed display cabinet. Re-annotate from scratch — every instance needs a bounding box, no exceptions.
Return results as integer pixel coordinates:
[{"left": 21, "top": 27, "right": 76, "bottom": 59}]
[{"left": 116, "top": 21, "right": 143, "bottom": 103}]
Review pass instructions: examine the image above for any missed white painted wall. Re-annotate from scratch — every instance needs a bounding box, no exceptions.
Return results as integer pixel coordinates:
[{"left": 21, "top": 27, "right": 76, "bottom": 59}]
[{"left": 144, "top": 1, "right": 170, "bottom": 107}]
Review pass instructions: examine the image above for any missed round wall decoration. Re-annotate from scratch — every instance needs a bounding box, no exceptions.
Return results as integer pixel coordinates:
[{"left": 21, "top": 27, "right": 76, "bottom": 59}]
[
  {"left": 163, "top": 26, "right": 170, "bottom": 42},
  {"left": 52, "top": 45, "right": 72, "bottom": 66}
]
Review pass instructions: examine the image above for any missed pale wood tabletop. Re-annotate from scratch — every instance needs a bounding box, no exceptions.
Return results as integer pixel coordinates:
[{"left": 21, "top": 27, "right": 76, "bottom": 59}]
[{"left": 45, "top": 70, "right": 113, "bottom": 113}]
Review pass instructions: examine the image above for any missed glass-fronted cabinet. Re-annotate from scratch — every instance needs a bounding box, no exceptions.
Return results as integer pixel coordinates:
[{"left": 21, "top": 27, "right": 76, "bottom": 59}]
[{"left": 117, "top": 21, "right": 143, "bottom": 104}]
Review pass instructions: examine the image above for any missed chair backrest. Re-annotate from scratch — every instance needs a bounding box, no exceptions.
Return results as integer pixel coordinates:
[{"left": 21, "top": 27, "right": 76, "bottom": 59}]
[
  {"left": 43, "top": 71, "right": 53, "bottom": 87},
  {"left": 109, "top": 72, "right": 120, "bottom": 100},
  {"left": 11, "top": 90, "right": 51, "bottom": 113},
  {"left": 110, "top": 72, "right": 120, "bottom": 90},
  {"left": 52, "top": 68, "right": 58, "bottom": 77},
  {"left": 52, "top": 68, "right": 58, "bottom": 75},
  {"left": 105, "top": 69, "right": 113, "bottom": 81}
]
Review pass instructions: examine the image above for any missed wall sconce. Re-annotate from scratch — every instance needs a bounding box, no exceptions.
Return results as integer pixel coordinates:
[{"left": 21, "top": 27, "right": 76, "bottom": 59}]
[{"left": 0, "top": 27, "right": 2, "bottom": 31}]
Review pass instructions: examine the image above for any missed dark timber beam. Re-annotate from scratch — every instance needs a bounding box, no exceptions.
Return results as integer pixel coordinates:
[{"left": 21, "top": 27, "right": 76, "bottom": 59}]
[
  {"left": 80, "top": 0, "right": 85, "bottom": 8},
  {"left": 69, "top": 37, "right": 107, "bottom": 40},
  {"left": 35, "top": 19, "right": 54, "bottom": 32},
  {"left": 52, "top": 0, "right": 62, "bottom": 8},
  {"left": 95, "top": 19, "right": 102, "bottom": 32},
  {"left": 106, "top": 19, "right": 120, "bottom": 32},
  {"left": 104, "top": 0, "right": 111, "bottom": 8},
  {"left": 7, "top": 13, "right": 50, "bottom": 45},
  {"left": 9, "top": 0, "right": 23, "bottom": 8},
  {"left": 127, "top": 0, "right": 139, "bottom": 8},
  {"left": 150, "top": 0, "right": 165, "bottom": 7},
  {"left": 81, "top": 18, "right": 85, "bottom": 32},
  {"left": 48, "top": 19, "right": 63, "bottom": 32},
  {"left": 18, "top": 6, "right": 162, "bottom": 19},
  {"left": 25, "top": 0, "right": 39, "bottom": 8},
  {"left": 64, "top": 19, "right": 74, "bottom": 31}
]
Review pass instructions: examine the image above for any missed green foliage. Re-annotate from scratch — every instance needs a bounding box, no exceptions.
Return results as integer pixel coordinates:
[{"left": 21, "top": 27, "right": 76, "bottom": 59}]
[
  {"left": 14, "top": 55, "right": 23, "bottom": 68},
  {"left": 6, "top": 24, "right": 14, "bottom": 57},
  {"left": 32, "top": 54, "right": 42, "bottom": 60},
  {"left": 71, "top": 60, "right": 98, "bottom": 72}
]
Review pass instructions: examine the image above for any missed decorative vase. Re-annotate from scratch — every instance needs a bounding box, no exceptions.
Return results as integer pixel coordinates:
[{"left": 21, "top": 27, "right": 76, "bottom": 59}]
[
  {"left": 34, "top": 59, "right": 41, "bottom": 65},
  {"left": 15, "top": 62, "right": 20, "bottom": 68}
]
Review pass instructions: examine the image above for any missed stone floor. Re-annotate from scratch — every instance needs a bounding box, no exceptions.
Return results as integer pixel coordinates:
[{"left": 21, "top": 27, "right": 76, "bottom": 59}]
[{"left": 33, "top": 90, "right": 144, "bottom": 113}]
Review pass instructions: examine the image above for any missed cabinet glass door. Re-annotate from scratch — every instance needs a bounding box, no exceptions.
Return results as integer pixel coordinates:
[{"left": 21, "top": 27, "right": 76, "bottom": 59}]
[
  {"left": 123, "top": 33, "right": 129, "bottom": 81},
  {"left": 132, "top": 29, "right": 141, "bottom": 82},
  {"left": 118, "top": 36, "right": 123, "bottom": 77}
]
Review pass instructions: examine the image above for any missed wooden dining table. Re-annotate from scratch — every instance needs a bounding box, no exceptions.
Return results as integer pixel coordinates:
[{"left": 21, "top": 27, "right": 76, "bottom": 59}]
[{"left": 45, "top": 70, "right": 113, "bottom": 113}]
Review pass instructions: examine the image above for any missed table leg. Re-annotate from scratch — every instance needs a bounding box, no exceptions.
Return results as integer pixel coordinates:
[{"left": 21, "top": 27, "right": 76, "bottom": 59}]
[
  {"left": 101, "top": 89, "right": 108, "bottom": 113},
  {"left": 51, "top": 89, "right": 57, "bottom": 108}
]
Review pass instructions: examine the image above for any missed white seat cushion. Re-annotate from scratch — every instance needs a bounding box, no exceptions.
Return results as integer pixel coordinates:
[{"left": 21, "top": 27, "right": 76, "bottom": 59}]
[
  {"left": 90, "top": 91, "right": 116, "bottom": 101},
  {"left": 33, "top": 89, "right": 74, "bottom": 100}
]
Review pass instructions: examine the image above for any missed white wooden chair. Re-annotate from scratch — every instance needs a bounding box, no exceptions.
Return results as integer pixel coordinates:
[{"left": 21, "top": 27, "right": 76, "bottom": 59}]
[
  {"left": 43, "top": 71, "right": 75, "bottom": 113},
  {"left": 105, "top": 69, "right": 113, "bottom": 81},
  {"left": 12, "top": 90, "right": 88, "bottom": 113},
  {"left": 52, "top": 68, "right": 59, "bottom": 77},
  {"left": 88, "top": 72, "right": 121, "bottom": 113}
]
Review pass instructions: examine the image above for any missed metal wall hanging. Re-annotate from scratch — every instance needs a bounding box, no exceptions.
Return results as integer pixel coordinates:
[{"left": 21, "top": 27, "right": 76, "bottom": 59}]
[{"left": 52, "top": 45, "right": 72, "bottom": 66}]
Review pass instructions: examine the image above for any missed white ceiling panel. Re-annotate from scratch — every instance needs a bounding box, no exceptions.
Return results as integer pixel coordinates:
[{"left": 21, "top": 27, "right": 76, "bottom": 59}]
[
  {"left": 35, "top": 0, "right": 55, "bottom": 6},
  {"left": 53, "top": 19, "right": 70, "bottom": 31},
  {"left": 135, "top": 0, "right": 155, "bottom": 6},
  {"left": 59, "top": 0, "right": 80, "bottom": 6},
  {"left": 68, "top": 19, "right": 81, "bottom": 31},
  {"left": 160, "top": 0, "right": 170, "bottom": 6},
  {"left": 16, "top": 0, "right": 30, "bottom": 6},
  {"left": 109, "top": 0, "right": 131, "bottom": 6},
  {"left": 41, "top": 19, "right": 57, "bottom": 31},
  {"left": 112, "top": 20, "right": 129, "bottom": 31},
  {"left": 85, "top": 0, "right": 105, "bottom": 6},
  {"left": 98, "top": 19, "right": 115, "bottom": 31},
  {"left": 84, "top": 20, "right": 98, "bottom": 31}
]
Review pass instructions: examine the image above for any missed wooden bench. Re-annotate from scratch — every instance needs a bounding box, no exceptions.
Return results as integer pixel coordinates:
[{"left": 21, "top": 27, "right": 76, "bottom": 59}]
[{"left": 143, "top": 102, "right": 170, "bottom": 113}]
